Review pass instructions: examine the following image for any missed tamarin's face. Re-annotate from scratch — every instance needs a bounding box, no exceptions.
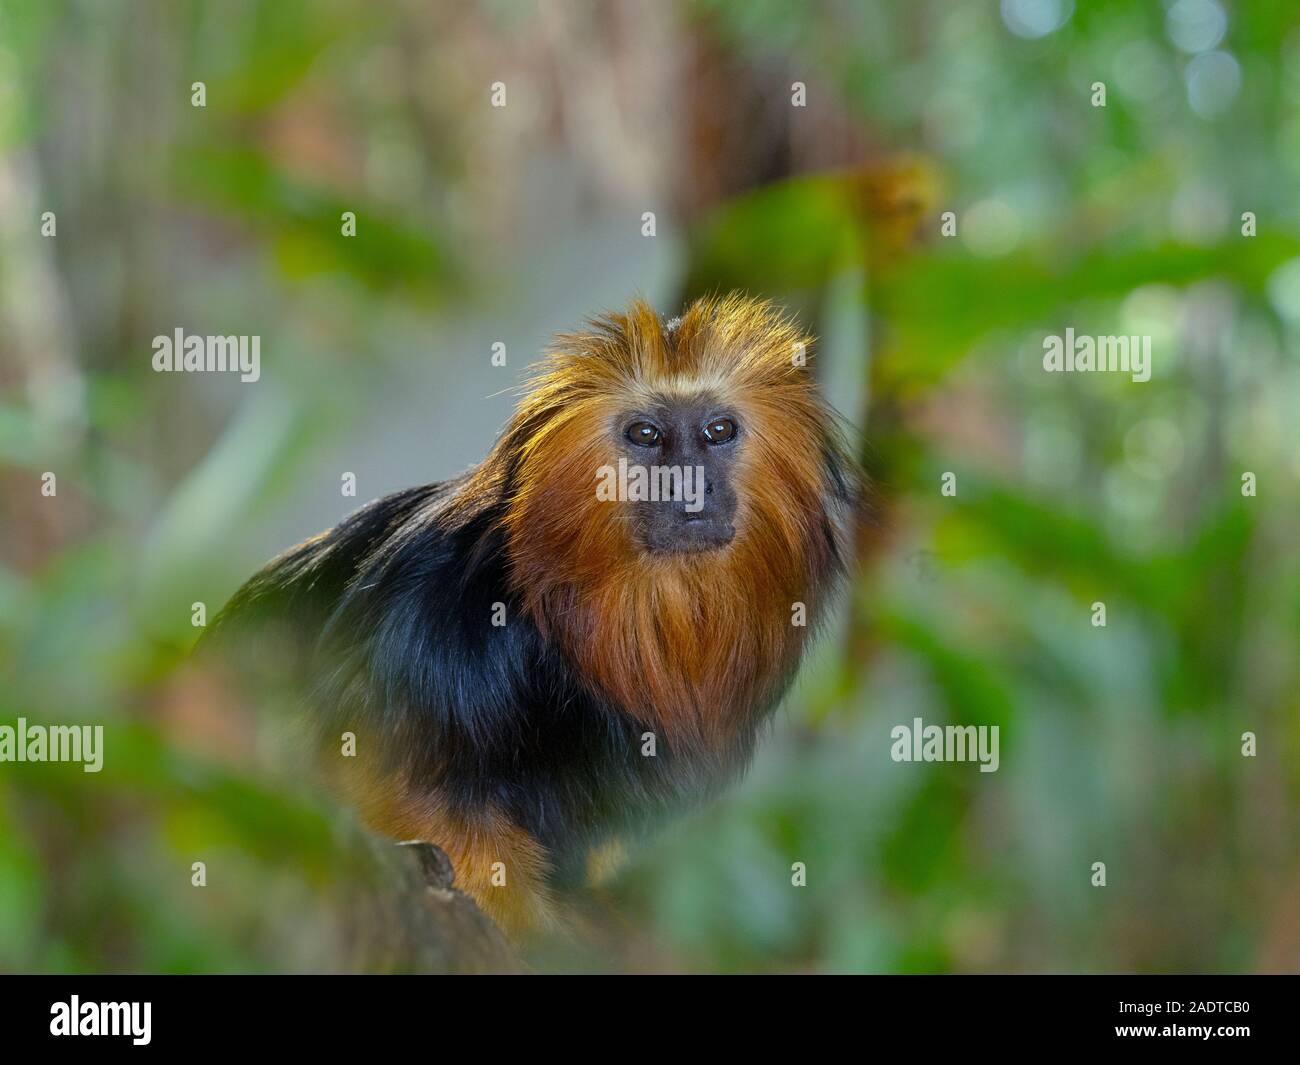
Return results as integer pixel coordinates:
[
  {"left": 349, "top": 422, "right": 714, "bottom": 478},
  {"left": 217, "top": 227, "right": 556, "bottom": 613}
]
[
  {"left": 487, "top": 293, "right": 859, "bottom": 743},
  {"left": 500, "top": 294, "right": 855, "bottom": 590},
  {"left": 614, "top": 396, "right": 741, "bottom": 555}
]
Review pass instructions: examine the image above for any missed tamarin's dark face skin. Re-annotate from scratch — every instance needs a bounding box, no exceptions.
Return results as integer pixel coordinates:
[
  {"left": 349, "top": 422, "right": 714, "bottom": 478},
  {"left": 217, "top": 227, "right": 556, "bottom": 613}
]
[{"left": 615, "top": 398, "right": 741, "bottom": 556}]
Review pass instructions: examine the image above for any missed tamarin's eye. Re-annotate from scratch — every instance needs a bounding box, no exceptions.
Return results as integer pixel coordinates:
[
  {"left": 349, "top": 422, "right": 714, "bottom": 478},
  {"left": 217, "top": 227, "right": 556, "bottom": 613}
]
[
  {"left": 702, "top": 417, "right": 737, "bottom": 444},
  {"left": 625, "top": 421, "right": 663, "bottom": 447}
]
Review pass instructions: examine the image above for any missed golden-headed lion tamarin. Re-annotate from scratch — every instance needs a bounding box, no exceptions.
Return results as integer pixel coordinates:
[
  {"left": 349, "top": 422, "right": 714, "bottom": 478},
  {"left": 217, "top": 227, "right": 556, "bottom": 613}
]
[{"left": 209, "top": 293, "right": 864, "bottom": 937}]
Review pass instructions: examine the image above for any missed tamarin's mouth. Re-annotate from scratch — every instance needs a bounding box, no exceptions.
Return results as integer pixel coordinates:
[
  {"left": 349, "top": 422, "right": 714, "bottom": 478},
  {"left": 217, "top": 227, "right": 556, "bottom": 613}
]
[{"left": 643, "top": 518, "right": 736, "bottom": 555}]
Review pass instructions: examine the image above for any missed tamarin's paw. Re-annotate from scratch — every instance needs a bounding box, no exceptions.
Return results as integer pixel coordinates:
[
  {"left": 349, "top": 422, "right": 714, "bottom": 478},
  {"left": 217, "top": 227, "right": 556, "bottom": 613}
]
[
  {"left": 440, "top": 818, "right": 560, "bottom": 941},
  {"left": 348, "top": 774, "right": 560, "bottom": 941}
]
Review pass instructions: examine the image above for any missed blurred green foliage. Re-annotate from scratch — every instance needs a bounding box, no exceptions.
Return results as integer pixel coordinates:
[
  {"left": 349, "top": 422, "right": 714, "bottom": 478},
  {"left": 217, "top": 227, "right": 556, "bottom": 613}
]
[{"left": 0, "top": 0, "right": 1297, "bottom": 973}]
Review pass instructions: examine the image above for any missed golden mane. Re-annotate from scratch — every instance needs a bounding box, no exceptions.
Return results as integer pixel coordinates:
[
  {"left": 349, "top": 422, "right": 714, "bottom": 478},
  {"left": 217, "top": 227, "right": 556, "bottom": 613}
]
[{"left": 462, "top": 294, "right": 859, "bottom": 753}]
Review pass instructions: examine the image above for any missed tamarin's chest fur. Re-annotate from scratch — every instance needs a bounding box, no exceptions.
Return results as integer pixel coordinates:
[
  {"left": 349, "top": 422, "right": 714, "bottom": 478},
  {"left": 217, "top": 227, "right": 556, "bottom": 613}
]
[{"left": 210, "top": 296, "right": 859, "bottom": 937}]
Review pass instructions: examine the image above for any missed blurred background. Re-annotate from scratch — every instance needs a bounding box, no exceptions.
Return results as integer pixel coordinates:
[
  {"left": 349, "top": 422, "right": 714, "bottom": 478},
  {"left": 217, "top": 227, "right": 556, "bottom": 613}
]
[{"left": 1, "top": 0, "right": 1297, "bottom": 974}]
